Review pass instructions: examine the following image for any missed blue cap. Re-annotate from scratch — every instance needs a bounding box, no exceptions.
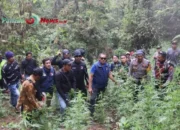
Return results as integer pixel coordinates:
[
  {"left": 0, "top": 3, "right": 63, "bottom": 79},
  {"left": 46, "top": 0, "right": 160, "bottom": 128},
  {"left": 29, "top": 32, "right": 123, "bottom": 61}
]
[
  {"left": 62, "top": 59, "right": 72, "bottom": 65},
  {"left": 62, "top": 49, "right": 69, "bottom": 55},
  {"left": 5, "top": 51, "right": 14, "bottom": 59},
  {"left": 74, "top": 50, "right": 82, "bottom": 57},
  {"left": 136, "top": 50, "right": 144, "bottom": 56}
]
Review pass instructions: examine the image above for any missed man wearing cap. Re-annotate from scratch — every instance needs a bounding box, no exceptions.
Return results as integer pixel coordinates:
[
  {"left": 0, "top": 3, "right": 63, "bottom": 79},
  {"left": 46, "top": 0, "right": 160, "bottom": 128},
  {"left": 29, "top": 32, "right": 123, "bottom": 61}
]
[
  {"left": 167, "top": 40, "right": 180, "bottom": 66},
  {"left": 129, "top": 50, "right": 151, "bottom": 101},
  {"left": 126, "top": 52, "right": 131, "bottom": 65},
  {"left": 52, "top": 49, "right": 73, "bottom": 69},
  {"left": 154, "top": 51, "right": 174, "bottom": 89},
  {"left": 2, "top": 51, "right": 21, "bottom": 108},
  {"left": 55, "top": 59, "right": 76, "bottom": 113},
  {"left": 153, "top": 46, "right": 162, "bottom": 61},
  {"left": 21, "top": 52, "right": 38, "bottom": 80},
  {"left": 0, "top": 52, "right": 6, "bottom": 89},
  {"left": 88, "top": 53, "right": 117, "bottom": 116},
  {"left": 71, "top": 50, "right": 89, "bottom": 96}
]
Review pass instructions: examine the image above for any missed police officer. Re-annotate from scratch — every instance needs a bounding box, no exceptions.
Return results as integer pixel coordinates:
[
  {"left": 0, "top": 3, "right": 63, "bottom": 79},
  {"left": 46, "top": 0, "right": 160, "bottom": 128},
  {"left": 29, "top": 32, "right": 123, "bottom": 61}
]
[
  {"left": 129, "top": 50, "right": 151, "bottom": 101},
  {"left": 154, "top": 51, "right": 174, "bottom": 89},
  {"left": 129, "top": 50, "right": 151, "bottom": 83},
  {"left": 167, "top": 40, "right": 180, "bottom": 67},
  {"left": 88, "top": 53, "right": 117, "bottom": 116},
  {"left": 51, "top": 49, "right": 72, "bottom": 69},
  {"left": 71, "top": 50, "right": 89, "bottom": 96}
]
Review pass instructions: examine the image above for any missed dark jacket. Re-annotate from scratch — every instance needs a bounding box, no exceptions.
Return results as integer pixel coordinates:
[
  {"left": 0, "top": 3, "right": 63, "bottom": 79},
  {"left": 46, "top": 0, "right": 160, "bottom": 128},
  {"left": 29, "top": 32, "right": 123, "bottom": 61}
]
[
  {"left": 51, "top": 56, "right": 73, "bottom": 69},
  {"left": 110, "top": 61, "right": 121, "bottom": 71},
  {"left": 39, "top": 67, "right": 55, "bottom": 94},
  {"left": 55, "top": 69, "right": 76, "bottom": 100},
  {"left": 21, "top": 59, "right": 38, "bottom": 75},
  {"left": 71, "top": 61, "right": 88, "bottom": 90},
  {"left": 2, "top": 61, "right": 21, "bottom": 86}
]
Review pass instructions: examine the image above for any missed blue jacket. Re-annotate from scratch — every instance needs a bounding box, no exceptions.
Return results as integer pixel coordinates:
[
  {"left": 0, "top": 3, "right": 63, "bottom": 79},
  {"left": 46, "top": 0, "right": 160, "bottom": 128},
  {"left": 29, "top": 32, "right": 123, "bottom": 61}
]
[
  {"left": 91, "top": 61, "right": 110, "bottom": 88},
  {"left": 40, "top": 67, "right": 55, "bottom": 94}
]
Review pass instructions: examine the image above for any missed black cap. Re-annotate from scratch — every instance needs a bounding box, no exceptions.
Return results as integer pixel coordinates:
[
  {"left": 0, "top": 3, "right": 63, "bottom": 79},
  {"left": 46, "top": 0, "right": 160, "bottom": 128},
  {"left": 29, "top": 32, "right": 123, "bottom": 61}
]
[
  {"left": 62, "top": 49, "right": 69, "bottom": 55},
  {"left": 33, "top": 68, "right": 43, "bottom": 77},
  {"left": 158, "top": 51, "right": 166, "bottom": 58},
  {"left": 78, "top": 48, "right": 85, "bottom": 56},
  {"left": 63, "top": 59, "right": 72, "bottom": 65},
  {"left": 74, "top": 50, "right": 82, "bottom": 57}
]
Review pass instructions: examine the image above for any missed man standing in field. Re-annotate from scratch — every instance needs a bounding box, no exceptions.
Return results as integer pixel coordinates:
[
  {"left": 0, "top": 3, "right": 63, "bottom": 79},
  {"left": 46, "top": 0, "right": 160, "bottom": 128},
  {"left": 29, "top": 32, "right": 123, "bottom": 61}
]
[
  {"left": 167, "top": 40, "right": 180, "bottom": 67},
  {"left": 153, "top": 46, "right": 162, "bottom": 61},
  {"left": 88, "top": 53, "right": 117, "bottom": 116},
  {"left": 154, "top": 51, "right": 174, "bottom": 89},
  {"left": 52, "top": 49, "right": 73, "bottom": 69},
  {"left": 21, "top": 52, "right": 38, "bottom": 79},
  {"left": 16, "top": 68, "right": 44, "bottom": 112},
  {"left": 129, "top": 50, "right": 151, "bottom": 101},
  {"left": 55, "top": 59, "right": 76, "bottom": 113},
  {"left": 118, "top": 54, "right": 129, "bottom": 82},
  {"left": 110, "top": 55, "right": 121, "bottom": 72},
  {"left": 2, "top": 51, "right": 21, "bottom": 109},
  {"left": 71, "top": 50, "right": 89, "bottom": 96},
  {"left": 0, "top": 52, "right": 6, "bottom": 89},
  {"left": 39, "top": 58, "right": 55, "bottom": 106}
]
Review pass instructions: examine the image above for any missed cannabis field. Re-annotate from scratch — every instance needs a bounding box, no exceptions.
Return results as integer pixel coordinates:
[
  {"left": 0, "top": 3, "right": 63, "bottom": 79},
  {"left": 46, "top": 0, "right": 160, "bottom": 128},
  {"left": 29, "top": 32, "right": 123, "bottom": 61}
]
[{"left": 0, "top": 66, "right": 180, "bottom": 130}]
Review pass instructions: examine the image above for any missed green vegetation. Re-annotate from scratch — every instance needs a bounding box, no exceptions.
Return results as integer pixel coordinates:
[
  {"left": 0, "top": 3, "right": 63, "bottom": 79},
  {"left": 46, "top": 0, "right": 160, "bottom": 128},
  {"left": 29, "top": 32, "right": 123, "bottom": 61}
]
[{"left": 1, "top": 0, "right": 180, "bottom": 129}]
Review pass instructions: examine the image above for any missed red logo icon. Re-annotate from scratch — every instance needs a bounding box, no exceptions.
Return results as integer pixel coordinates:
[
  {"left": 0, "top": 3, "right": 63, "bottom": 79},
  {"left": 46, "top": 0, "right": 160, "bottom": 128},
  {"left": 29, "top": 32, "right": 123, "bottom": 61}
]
[{"left": 25, "top": 18, "right": 35, "bottom": 24}]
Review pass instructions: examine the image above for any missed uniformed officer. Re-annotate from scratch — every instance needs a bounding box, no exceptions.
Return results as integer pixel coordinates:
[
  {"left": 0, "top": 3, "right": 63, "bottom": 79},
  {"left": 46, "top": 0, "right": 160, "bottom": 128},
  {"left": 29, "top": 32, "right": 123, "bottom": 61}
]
[
  {"left": 129, "top": 50, "right": 151, "bottom": 84},
  {"left": 71, "top": 50, "right": 89, "bottom": 96},
  {"left": 129, "top": 50, "right": 151, "bottom": 101},
  {"left": 51, "top": 49, "right": 73, "bottom": 69},
  {"left": 154, "top": 51, "right": 174, "bottom": 89},
  {"left": 167, "top": 40, "right": 180, "bottom": 66},
  {"left": 118, "top": 55, "right": 129, "bottom": 81}
]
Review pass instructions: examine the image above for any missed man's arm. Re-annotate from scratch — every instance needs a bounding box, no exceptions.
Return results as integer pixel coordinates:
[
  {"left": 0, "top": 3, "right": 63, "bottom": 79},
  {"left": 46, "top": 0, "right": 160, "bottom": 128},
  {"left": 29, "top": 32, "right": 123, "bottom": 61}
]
[
  {"left": 88, "top": 73, "right": 93, "bottom": 94},
  {"left": 109, "top": 71, "right": 117, "bottom": 84},
  {"left": 88, "top": 64, "right": 96, "bottom": 94},
  {"left": 128, "top": 61, "right": 133, "bottom": 76},
  {"left": 20, "top": 61, "right": 25, "bottom": 75},
  {"left": 72, "top": 71, "right": 76, "bottom": 89},
  {"left": 84, "top": 64, "right": 89, "bottom": 85},
  {"left": 51, "top": 55, "right": 60, "bottom": 66}
]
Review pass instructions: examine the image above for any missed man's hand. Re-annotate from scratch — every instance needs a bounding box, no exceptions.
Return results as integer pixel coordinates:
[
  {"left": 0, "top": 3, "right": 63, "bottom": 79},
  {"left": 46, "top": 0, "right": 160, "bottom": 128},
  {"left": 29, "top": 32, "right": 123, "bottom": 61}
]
[
  {"left": 88, "top": 87, "right": 93, "bottom": 95},
  {"left": 56, "top": 50, "right": 61, "bottom": 56}
]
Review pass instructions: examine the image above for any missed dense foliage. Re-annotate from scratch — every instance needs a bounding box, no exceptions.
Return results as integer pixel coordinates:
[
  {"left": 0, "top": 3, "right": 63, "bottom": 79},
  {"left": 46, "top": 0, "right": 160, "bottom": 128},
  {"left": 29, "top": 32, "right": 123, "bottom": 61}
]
[{"left": 1, "top": 0, "right": 180, "bottom": 62}]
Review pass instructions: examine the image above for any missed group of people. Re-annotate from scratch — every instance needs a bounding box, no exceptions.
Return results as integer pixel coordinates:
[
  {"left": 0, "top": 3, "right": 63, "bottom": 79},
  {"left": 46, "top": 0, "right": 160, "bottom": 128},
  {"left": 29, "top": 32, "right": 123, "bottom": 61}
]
[{"left": 0, "top": 40, "right": 179, "bottom": 119}]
